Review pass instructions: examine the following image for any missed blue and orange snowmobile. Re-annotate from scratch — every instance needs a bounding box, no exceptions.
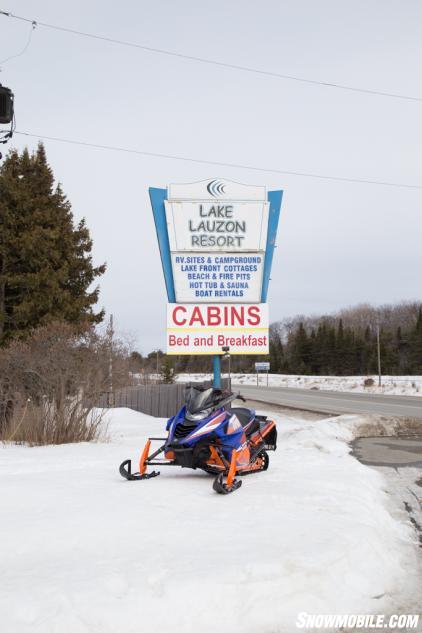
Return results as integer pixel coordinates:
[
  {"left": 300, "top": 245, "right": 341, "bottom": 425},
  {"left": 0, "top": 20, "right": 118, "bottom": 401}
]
[{"left": 119, "top": 385, "right": 277, "bottom": 494}]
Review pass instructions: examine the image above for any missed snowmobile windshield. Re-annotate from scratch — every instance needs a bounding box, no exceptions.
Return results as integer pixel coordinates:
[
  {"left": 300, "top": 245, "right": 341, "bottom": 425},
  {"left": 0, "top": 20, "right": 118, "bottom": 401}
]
[{"left": 185, "top": 387, "right": 215, "bottom": 415}]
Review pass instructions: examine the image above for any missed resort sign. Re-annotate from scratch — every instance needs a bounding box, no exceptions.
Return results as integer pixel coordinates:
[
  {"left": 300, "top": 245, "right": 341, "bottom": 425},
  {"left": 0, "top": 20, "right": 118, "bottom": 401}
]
[{"left": 149, "top": 178, "right": 283, "bottom": 355}]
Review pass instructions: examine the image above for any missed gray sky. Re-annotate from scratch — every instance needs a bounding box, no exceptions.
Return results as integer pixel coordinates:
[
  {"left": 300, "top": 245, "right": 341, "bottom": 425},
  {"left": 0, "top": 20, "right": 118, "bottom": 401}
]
[{"left": 1, "top": 0, "right": 421, "bottom": 353}]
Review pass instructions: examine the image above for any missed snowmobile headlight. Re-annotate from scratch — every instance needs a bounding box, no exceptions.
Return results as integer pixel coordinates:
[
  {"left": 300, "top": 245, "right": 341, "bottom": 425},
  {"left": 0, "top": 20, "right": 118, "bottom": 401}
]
[{"left": 185, "top": 408, "right": 212, "bottom": 421}]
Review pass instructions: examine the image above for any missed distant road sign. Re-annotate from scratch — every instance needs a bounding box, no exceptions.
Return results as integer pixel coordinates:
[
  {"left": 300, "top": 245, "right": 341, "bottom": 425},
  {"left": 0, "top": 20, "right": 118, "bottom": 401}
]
[{"left": 255, "top": 362, "right": 270, "bottom": 372}]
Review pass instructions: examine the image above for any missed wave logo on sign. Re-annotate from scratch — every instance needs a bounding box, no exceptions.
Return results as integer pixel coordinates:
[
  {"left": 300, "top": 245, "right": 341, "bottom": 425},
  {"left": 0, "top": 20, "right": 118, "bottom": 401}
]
[{"left": 207, "top": 179, "right": 226, "bottom": 197}]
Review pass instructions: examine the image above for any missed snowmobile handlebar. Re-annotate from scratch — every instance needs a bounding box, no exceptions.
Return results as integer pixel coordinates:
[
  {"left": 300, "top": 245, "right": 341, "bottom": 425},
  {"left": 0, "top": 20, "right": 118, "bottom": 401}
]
[
  {"left": 183, "top": 384, "right": 246, "bottom": 414},
  {"left": 216, "top": 391, "right": 246, "bottom": 409}
]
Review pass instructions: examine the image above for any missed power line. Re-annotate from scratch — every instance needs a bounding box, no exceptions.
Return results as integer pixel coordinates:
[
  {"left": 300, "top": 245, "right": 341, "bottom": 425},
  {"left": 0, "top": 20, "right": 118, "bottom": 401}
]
[
  {"left": 0, "top": 17, "right": 36, "bottom": 66},
  {"left": 0, "top": 22, "right": 35, "bottom": 66},
  {"left": 14, "top": 130, "right": 422, "bottom": 190},
  {"left": 1, "top": 9, "right": 421, "bottom": 103}
]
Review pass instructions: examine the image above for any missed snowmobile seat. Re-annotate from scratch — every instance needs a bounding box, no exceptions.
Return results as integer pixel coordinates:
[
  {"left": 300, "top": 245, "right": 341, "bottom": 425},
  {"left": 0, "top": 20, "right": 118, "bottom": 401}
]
[
  {"left": 230, "top": 407, "right": 253, "bottom": 427},
  {"left": 230, "top": 407, "right": 260, "bottom": 436}
]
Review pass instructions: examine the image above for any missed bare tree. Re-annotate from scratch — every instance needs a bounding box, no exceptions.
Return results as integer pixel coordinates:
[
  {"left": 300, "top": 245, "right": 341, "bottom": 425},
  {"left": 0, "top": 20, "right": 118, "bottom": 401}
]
[{"left": 0, "top": 321, "right": 131, "bottom": 445}]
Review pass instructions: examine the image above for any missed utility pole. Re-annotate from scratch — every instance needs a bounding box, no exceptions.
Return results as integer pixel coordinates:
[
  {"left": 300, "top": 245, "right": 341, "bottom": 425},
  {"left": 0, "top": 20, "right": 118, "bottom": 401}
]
[
  {"left": 156, "top": 350, "right": 159, "bottom": 379},
  {"left": 107, "top": 314, "right": 114, "bottom": 406},
  {"left": 376, "top": 323, "right": 382, "bottom": 387}
]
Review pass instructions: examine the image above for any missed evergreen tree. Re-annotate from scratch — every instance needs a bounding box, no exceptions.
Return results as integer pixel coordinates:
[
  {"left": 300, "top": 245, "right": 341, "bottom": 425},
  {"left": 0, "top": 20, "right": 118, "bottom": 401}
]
[
  {"left": 326, "top": 325, "right": 337, "bottom": 374},
  {"left": 395, "top": 326, "right": 410, "bottom": 373},
  {"left": 289, "top": 322, "right": 311, "bottom": 374},
  {"left": 161, "top": 356, "right": 175, "bottom": 383},
  {"left": 0, "top": 145, "right": 105, "bottom": 344},
  {"left": 269, "top": 334, "right": 284, "bottom": 373},
  {"left": 410, "top": 309, "right": 422, "bottom": 373},
  {"left": 308, "top": 328, "right": 319, "bottom": 374},
  {"left": 335, "top": 319, "right": 345, "bottom": 374},
  {"left": 378, "top": 329, "right": 393, "bottom": 374},
  {"left": 316, "top": 322, "right": 330, "bottom": 373}
]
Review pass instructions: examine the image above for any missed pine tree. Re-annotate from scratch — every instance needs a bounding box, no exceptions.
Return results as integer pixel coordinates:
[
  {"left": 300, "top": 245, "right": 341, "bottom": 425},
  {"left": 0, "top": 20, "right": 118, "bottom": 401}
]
[
  {"left": 410, "top": 309, "right": 422, "bottom": 373},
  {"left": 161, "top": 356, "right": 175, "bottom": 383},
  {"left": 290, "top": 322, "right": 311, "bottom": 374},
  {"left": 395, "top": 326, "right": 410, "bottom": 373},
  {"left": 0, "top": 145, "right": 105, "bottom": 344},
  {"left": 335, "top": 319, "right": 345, "bottom": 374},
  {"left": 308, "top": 328, "right": 318, "bottom": 374},
  {"left": 269, "top": 333, "right": 284, "bottom": 373},
  {"left": 316, "top": 322, "right": 329, "bottom": 373}
]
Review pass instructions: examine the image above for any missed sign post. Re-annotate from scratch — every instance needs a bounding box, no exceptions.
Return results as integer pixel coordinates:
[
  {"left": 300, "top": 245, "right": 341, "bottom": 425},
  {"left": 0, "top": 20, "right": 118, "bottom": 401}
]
[
  {"left": 255, "top": 361, "right": 270, "bottom": 387},
  {"left": 150, "top": 179, "right": 283, "bottom": 390},
  {"left": 213, "top": 355, "right": 221, "bottom": 389}
]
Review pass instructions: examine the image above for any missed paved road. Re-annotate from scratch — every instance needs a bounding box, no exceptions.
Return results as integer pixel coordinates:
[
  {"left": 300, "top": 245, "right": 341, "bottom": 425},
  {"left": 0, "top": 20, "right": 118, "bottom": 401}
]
[
  {"left": 352, "top": 436, "right": 422, "bottom": 468},
  {"left": 238, "top": 384, "right": 422, "bottom": 418}
]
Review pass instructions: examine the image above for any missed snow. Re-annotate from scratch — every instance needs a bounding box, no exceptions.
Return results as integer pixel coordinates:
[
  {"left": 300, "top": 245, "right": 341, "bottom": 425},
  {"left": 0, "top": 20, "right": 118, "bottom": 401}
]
[
  {"left": 1, "top": 408, "right": 421, "bottom": 633},
  {"left": 177, "top": 372, "right": 422, "bottom": 396}
]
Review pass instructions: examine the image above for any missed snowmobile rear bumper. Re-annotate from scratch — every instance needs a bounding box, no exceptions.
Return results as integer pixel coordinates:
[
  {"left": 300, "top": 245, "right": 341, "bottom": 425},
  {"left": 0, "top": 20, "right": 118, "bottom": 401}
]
[{"left": 263, "top": 425, "right": 277, "bottom": 451}]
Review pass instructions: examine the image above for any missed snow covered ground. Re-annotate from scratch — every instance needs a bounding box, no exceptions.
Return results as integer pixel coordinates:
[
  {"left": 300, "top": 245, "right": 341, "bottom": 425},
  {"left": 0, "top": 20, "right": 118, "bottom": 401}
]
[
  {"left": 177, "top": 373, "right": 422, "bottom": 396},
  {"left": 1, "top": 409, "right": 421, "bottom": 633}
]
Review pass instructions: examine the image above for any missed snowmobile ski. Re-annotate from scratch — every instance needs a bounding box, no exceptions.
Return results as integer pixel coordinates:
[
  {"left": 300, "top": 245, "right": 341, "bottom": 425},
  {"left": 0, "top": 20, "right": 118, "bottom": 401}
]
[
  {"left": 119, "top": 459, "right": 160, "bottom": 481},
  {"left": 212, "top": 473, "right": 242, "bottom": 494}
]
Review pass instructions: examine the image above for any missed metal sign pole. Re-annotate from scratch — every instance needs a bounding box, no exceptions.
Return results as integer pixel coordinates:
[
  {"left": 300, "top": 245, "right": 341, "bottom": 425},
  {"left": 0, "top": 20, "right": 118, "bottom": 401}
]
[
  {"left": 213, "top": 355, "right": 221, "bottom": 389},
  {"left": 228, "top": 354, "right": 231, "bottom": 392}
]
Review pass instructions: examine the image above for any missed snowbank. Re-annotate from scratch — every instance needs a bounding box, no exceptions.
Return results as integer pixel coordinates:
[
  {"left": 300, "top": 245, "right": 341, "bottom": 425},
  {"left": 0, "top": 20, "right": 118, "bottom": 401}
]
[
  {"left": 177, "top": 372, "right": 422, "bottom": 396},
  {"left": 0, "top": 409, "right": 420, "bottom": 633}
]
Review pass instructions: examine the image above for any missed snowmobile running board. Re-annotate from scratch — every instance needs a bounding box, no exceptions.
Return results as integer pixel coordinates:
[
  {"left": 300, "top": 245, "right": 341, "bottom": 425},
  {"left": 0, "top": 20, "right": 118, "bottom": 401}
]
[{"left": 119, "top": 459, "right": 160, "bottom": 481}]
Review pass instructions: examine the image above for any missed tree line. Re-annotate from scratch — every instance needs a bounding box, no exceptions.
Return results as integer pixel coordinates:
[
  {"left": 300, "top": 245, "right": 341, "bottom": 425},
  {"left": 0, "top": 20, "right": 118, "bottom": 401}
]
[{"left": 269, "top": 309, "right": 422, "bottom": 375}]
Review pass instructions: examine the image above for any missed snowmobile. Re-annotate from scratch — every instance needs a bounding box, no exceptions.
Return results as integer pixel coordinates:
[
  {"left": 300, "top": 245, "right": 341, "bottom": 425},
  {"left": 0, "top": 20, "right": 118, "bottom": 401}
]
[{"left": 119, "top": 385, "right": 277, "bottom": 494}]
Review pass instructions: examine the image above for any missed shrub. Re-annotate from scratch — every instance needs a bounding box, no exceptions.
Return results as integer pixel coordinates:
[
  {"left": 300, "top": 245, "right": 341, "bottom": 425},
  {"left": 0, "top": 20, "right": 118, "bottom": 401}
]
[
  {"left": 0, "top": 322, "right": 128, "bottom": 445},
  {"left": 363, "top": 378, "right": 375, "bottom": 387},
  {"left": 160, "top": 356, "right": 175, "bottom": 384}
]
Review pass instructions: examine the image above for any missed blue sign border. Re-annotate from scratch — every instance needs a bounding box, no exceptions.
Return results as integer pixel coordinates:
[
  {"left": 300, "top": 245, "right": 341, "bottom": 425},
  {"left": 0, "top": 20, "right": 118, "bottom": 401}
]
[
  {"left": 149, "top": 187, "right": 176, "bottom": 302},
  {"left": 149, "top": 186, "right": 283, "bottom": 304},
  {"left": 261, "top": 190, "right": 283, "bottom": 302}
]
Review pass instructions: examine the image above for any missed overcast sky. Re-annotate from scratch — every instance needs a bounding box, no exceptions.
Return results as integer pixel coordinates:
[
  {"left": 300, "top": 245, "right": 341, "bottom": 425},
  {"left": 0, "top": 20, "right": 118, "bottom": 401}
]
[{"left": 1, "top": 0, "right": 421, "bottom": 353}]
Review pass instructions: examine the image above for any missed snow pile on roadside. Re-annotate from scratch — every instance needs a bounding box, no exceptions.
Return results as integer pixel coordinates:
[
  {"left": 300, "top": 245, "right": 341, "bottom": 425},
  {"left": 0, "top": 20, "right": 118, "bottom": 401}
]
[
  {"left": 0, "top": 409, "right": 420, "bottom": 633},
  {"left": 177, "top": 372, "right": 422, "bottom": 396}
]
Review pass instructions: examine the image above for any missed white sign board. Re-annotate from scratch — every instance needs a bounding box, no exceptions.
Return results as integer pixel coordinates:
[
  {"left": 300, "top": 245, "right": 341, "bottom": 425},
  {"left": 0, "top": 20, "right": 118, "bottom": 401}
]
[
  {"left": 167, "top": 303, "right": 269, "bottom": 355},
  {"left": 171, "top": 252, "right": 264, "bottom": 303},
  {"left": 165, "top": 178, "right": 269, "bottom": 310},
  {"left": 165, "top": 201, "right": 269, "bottom": 252},
  {"left": 255, "top": 362, "right": 270, "bottom": 371}
]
